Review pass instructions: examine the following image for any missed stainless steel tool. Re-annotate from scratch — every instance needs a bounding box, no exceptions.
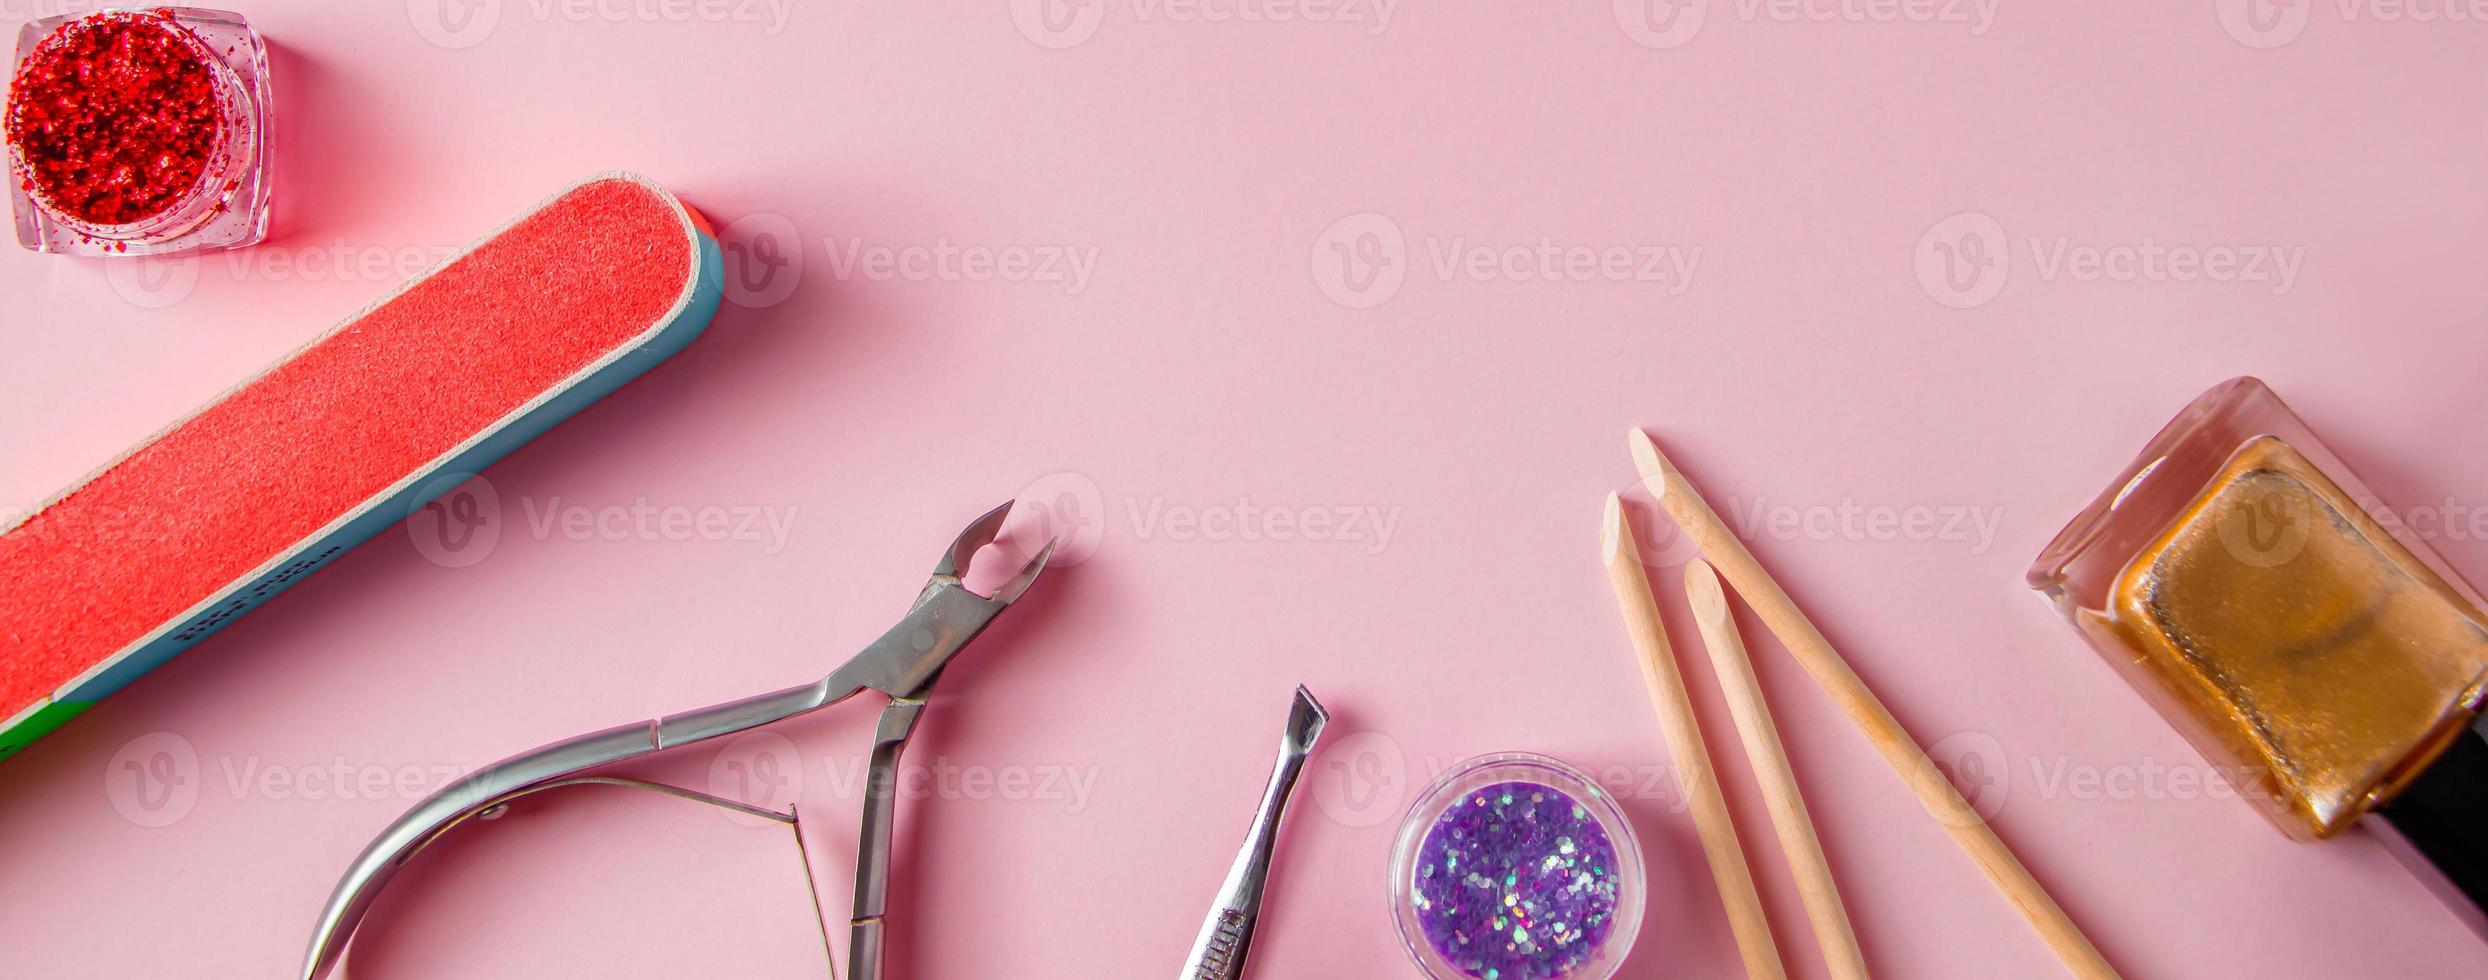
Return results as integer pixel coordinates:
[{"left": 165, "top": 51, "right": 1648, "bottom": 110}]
[
  {"left": 1181, "top": 686, "right": 1330, "bottom": 980},
  {"left": 300, "top": 501, "right": 1053, "bottom": 980}
]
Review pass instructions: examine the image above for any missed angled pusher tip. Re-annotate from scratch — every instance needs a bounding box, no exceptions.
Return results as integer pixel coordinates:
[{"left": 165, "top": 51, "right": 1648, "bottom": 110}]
[{"left": 1286, "top": 686, "right": 1329, "bottom": 749}]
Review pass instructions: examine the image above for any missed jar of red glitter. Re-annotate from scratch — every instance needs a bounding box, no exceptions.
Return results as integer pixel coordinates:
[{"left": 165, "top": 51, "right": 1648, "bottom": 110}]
[{"left": 6, "top": 8, "right": 270, "bottom": 257}]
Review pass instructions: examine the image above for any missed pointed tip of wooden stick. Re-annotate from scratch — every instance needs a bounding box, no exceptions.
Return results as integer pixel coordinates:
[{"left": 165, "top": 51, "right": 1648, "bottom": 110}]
[
  {"left": 1604, "top": 493, "right": 1649, "bottom": 566},
  {"left": 1684, "top": 557, "right": 1730, "bottom": 626},
  {"left": 1626, "top": 427, "right": 1671, "bottom": 501},
  {"left": 1601, "top": 491, "right": 1636, "bottom": 564}
]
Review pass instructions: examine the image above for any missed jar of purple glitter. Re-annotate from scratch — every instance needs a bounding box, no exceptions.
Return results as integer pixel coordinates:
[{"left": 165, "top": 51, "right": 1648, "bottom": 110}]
[{"left": 1390, "top": 752, "right": 1645, "bottom": 980}]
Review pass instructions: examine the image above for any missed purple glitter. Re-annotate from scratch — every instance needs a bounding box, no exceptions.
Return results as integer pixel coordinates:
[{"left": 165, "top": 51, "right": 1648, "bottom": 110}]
[{"left": 1409, "top": 780, "right": 1623, "bottom": 979}]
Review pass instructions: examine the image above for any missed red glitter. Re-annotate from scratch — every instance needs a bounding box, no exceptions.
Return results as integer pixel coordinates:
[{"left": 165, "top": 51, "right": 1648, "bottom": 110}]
[{"left": 5, "top": 11, "right": 224, "bottom": 227}]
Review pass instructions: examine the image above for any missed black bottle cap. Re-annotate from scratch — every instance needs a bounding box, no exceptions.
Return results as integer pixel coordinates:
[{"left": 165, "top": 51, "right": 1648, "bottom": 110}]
[{"left": 2376, "top": 716, "right": 2488, "bottom": 940}]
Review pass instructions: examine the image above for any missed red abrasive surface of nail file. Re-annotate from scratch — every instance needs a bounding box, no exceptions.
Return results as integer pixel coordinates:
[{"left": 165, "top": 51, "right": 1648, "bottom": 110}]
[{"left": 0, "top": 175, "right": 710, "bottom": 731}]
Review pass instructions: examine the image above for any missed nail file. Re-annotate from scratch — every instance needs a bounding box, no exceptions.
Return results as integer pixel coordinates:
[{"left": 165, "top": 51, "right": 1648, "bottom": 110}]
[{"left": 0, "top": 172, "right": 725, "bottom": 761}]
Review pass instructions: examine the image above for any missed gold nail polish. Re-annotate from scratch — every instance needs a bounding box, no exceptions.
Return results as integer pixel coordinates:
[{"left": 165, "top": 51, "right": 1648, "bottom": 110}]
[{"left": 2031, "top": 377, "right": 2488, "bottom": 928}]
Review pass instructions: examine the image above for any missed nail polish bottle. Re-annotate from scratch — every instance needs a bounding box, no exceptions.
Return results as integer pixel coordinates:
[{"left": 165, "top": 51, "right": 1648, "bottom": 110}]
[
  {"left": 2030, "top": 377, "right": 2488, "bottom": 935},
  {"left": 6, "top": 8, "right": 271, "bottom": 257}
]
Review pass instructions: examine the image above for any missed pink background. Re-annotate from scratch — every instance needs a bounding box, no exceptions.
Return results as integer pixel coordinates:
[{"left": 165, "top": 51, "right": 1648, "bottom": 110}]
[{"left": 4, "top": 2, "right": 2486, "bottom": 977}]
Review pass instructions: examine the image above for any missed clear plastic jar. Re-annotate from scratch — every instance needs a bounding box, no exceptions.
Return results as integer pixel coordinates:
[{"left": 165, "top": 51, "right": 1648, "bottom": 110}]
[
  {"left": 7, "top": 8, "right": 271, "bottom": 257},
  {"left": 1390, "top": 752, "right": 1645, "bottom": 980}
]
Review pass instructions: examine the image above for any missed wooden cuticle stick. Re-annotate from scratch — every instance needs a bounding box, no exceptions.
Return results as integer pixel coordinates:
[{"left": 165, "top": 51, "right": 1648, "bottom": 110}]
[
  {"left": 1685, "top": 558, "right": 1869, "bottom": 980},
  {"left": 1602, "top": 493, "right": 1788, "bottom": 980},
  {"left": 1629, "top": 428, "right": 2119, "bottom": 980}
]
